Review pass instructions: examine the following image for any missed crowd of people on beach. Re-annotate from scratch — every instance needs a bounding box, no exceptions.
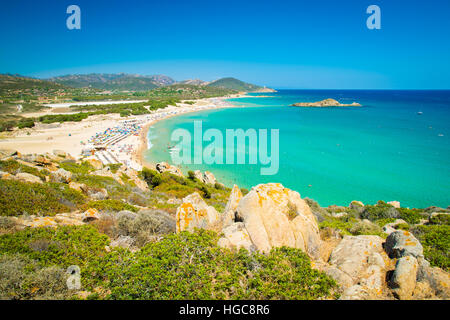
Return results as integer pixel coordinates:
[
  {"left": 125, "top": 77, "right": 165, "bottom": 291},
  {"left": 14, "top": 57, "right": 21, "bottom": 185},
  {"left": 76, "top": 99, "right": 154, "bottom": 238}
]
[{"left": 82, "top": 100, "right": 232, "bottom": 169}]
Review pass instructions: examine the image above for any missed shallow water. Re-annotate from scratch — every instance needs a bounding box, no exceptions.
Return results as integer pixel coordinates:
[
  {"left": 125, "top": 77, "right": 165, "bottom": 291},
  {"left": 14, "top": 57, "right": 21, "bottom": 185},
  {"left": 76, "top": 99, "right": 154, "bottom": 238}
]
[{"left": 144, "top": 90, "right": 450, "bottom": 208}]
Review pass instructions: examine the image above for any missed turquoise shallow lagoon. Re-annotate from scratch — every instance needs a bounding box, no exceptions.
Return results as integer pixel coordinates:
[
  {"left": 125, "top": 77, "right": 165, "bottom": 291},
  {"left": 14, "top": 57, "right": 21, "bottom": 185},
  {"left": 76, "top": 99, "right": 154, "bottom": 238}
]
[{"left": 144, "top": 90, "right": 450, "bottom": 208}]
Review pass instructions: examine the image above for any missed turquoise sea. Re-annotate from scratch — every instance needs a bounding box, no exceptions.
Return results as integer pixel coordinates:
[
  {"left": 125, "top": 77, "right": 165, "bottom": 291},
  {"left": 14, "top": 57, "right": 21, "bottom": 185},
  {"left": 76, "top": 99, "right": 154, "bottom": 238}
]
[{"left": 144, "top": 90, "right": 450, "bottom": 208}]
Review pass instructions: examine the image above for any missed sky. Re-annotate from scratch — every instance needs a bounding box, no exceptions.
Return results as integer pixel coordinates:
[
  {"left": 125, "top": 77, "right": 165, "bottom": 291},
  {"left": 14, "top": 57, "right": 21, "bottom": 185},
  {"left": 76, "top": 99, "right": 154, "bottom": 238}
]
[{"left": 1, "top": 0, "right": 450, "bottom": 89}]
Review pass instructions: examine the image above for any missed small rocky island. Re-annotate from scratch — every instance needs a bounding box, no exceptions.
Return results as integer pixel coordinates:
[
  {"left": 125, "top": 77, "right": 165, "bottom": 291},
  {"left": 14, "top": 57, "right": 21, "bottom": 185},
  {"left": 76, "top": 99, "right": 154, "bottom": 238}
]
[{"left": 290, "top": 98, "right": 362, "bottom": 107}]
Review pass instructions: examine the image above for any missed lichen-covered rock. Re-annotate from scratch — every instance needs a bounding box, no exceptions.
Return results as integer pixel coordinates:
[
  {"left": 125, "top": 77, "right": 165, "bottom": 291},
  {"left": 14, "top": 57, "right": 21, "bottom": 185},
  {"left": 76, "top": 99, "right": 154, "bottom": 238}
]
[
  {"left": 156, "top": 162, "right": 183, "bottom": 177},
  {"left": 387, "top": 201, "right": 401, "bottom": 208},
  {"left": 14, "top": 172, "right": 43, "bottom": 184},
  {"left": 385, "top": 230, "right": 423, "bottom": 259},
  {"left": 203, "top": 171, "right": 216, "bottom": 185},
  {"left": 133, "top": 177, "right": 149, "bottom": 192},
  {"left": 193, "top": 170, "right": 216, "bottom": 185},
  {"left": 82, "top": 186, "right": 108, "bottom": 200},
  {"left": 0, "top": 149, "right": 19, "bottom": 160},
  {"left": 218, "top": 222, "right": 255, "bottom": 252},
  {"left": 329, "top": 235, "right": 387, "bottom": 280},
  {"left": 222, "top": 184, "right": 243, "bottom": 227},
  {"left": 68, "top": 181, "right": 86, "bottom": 192},
  {"left": 81, "top": 208, "right": 101, "bottom": 222},
  {"left": 49, "top": 168, "right": 72, "bottom": 183},
  {"left": 349, "top": 200, "right": 364, "bottom": 209},
  {"left": 86, "top": 158, "right": 103, "bottom": 170},
  {"left": 175, "top": 192, "right": 219, "bottom": 233},
  {"left": 382, "top": 219, "right": 408, "bottom": 235},
  {"left": 389, "top": 255, "right": 418, "bottom": 300},
  {"left": 324, "top": 266, "right": 354, "bottom": 289},
  {"left": 110, "top": 235, "right": 135, "bottom": 249},
  {"left": 416, "top": 258, "right": 450, "bottom": 299},
  {"left": 235, "top": 183, "right": 320, "bottom": 257},
  {"left": 25, "top": 216, "right": 58, "bottom": 228},
  {"left": 52, "top": 150, "right": 67, "bottom": 158}
]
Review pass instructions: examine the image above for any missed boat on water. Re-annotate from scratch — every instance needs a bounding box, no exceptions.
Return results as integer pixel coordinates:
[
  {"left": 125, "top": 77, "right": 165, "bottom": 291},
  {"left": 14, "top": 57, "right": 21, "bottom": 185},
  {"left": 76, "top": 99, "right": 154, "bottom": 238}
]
[{"left": 417, "top": 111, "right": 423, "bottom": 115}]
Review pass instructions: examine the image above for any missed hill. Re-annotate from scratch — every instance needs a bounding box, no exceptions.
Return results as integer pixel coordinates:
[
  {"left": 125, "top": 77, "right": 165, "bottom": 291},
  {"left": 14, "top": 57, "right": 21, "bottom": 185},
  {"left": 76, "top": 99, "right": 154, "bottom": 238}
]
[
  {"left": 0, "top": 74, "right": 66, "bottom": 93},
  {"left": 48, "top": 73, "right": 176, "bottom": 91},
  {"left": 207, "top": 77, "right": 267, "bottom": 92}
]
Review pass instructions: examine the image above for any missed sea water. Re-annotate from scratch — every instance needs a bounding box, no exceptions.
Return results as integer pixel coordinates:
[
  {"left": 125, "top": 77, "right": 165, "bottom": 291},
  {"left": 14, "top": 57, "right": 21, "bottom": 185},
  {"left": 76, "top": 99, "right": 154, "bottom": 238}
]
[{"left": 144, "top": 90, "right": 450, "bottom": 208}]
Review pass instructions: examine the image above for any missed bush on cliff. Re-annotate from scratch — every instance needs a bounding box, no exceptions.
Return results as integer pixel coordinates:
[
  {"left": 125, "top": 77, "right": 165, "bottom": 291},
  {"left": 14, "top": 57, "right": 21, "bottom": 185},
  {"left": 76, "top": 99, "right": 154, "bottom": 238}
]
[
  {"left": 412, "top": 225, "right": 450, "bottom": 271},
  {"left": 84, "top": 199, "right": 138, "bottom": 213},
  {"left": 0, "top": 159, "right": 47, "bottom": 181},
  {"left": 360, "top": 201, "right": 400, "bottom": 221},
  {"left": 0, "top": 227, "right": 336, "bottom": 300},
  {"left": 0, "top": 180, "right": 85, "bottom": 216},
  {"left": 99, "top": 230, "right": 337, "bottom": 300}
]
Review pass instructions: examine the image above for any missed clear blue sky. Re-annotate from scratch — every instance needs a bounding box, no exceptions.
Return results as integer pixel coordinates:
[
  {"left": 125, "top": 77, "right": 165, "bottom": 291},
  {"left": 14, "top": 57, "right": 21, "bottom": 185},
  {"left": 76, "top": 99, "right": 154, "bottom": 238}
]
[{"left": 1, "top": 0, "right": 449, "bottom": 89}]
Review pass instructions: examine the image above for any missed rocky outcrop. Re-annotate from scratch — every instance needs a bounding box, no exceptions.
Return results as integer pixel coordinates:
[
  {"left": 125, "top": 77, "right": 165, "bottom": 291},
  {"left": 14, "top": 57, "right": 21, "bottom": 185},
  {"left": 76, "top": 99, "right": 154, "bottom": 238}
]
[
  {"left": 0, "top": 149, "right": 20, "bottom": 160},
  {"left": 328, "top": 235, "right": 390, "bottom": 297},
  {"left": 384, "top": 230, "right": 423, "bottom": 259},
  {"left": 221, "top": 184, "right": 243, "bottom": 227},
  {"left": 86, "top": 158, "right": 103, "bottom": 170},
  {"left": 83, "top": 187, "right": 108, "bottom": 200},
  {"left": 49, "top": 168, "right": 72, "bottom": 184},
  {"left": 389, "top": 255, "right": 418, "bottom": 300},
  {"left": 175, "top": 192, "right": 219, "bottom": 233},
  {"left": 382, "top": 219, "right": 407, "bottom": 235},
  {"left": 217, "top": 222, "right": 255, "bottom": 252},
  {"left": 156, "top": 162, "right": 183, "bottom": 177},
  {"left": 81, "top": 208, "right": 101, "bottom": 222},
  {"left": 193, "top": 170, "right": 216, "bottom": 185},
  {"left": 14, "top": 172, "right": 43, "bottom": 184},
  {"left": 13, "top": 213, "right": 84, "bottom": 228},
  {"left": 387, "top": 201, "right": 401, "bottom": 208},
  {"left": 233, "top": 183, "right": 321, "bottom": 257},
  {"left": 290, "top": 98, "right": 361, "bottom": 107}
]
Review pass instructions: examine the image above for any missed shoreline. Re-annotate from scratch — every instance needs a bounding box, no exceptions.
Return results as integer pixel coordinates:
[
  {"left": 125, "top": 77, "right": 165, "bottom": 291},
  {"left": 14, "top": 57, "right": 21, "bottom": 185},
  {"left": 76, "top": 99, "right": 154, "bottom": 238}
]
[
  {"left": 0, "top": 94, "right": 246, "bottom": 170},
  {"left": 134, "top": 94, "right": 246, "bottom": 170}
]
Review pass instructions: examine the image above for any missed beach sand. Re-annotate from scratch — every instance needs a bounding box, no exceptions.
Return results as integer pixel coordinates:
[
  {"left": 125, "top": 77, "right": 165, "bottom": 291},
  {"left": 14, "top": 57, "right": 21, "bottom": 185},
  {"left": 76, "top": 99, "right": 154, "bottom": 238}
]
[{"left": 0, "top": 94, "right": 244, "bottom": 169}]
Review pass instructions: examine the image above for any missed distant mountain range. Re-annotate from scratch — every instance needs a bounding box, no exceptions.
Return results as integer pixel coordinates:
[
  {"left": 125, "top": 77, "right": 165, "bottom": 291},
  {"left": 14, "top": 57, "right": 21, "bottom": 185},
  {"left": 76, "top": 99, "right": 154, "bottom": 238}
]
[
  {"left": 47, "top": 74, "right": 268, "bottom": 92},
  {"left": 0, "top": 73, "right": 272, "bottom": 93},
  {"left": 0, "top": 74, "right": 65, "bottom": 92},
  {"left": 47, "top": 73, "right": 175, "bottom": 91}
]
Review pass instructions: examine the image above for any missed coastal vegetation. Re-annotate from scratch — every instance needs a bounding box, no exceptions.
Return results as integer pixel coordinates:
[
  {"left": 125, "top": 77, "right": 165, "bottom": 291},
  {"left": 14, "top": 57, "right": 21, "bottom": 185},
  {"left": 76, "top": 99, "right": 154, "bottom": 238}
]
[
  {"left": 0, "top": 74, "right": 244, "bottom": 132},
  {"left": 0, "top": 152, "right": 448, "bottom": 300}
]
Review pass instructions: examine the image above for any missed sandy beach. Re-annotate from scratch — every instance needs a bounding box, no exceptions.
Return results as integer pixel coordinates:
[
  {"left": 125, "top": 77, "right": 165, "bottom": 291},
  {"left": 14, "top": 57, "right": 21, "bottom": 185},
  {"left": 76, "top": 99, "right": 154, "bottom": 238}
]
[{"left": 0, "top": 94, "right": 244, "bottom": 170}]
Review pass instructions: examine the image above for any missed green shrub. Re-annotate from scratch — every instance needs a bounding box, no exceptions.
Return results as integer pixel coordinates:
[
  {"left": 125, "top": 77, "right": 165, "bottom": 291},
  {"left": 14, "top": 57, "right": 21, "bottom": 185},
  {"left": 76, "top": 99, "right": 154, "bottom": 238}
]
[
  {"left": 89, "top": 199, "right": 137, "bottom": 212},
  {"left": 85, "top": 199, "right": 138, "bottom": 213},
  {"left": 319, "top": 217, "right": 352, "bottom": 236},
  {"left": 0, "top": 225, "right": 110, "bottom": 268},
  {"left": 412, "top": 225, "right": 450, "bottom": 271},
  {"left": 115, "top": 210, "right": 175, "bottom": 247},
  {"left": 141, "top": 168, "right": 162, "bottom": 188},
  {"left": 0, "top": 227, "right": 337, "bottom": 300},
  {"left": 59, "top": 161, "right": 93, "bottom": 175},
  {"left": 0, "top": 160, "right": 46, "bottom": 181},
  {"left": 107, "top": 163, "right": 122, "bottom": 174},
  {"left": 187, "top": 170, "right": 196, "bottom": 181},
  {"left": 374, "top": 218, "right": 396, "bottom": 227},
  {"left": 0, "top": 180, "right": 85, "bottom": 216},
  {"left": 0, "top": 254, "right": 71, "bottom": 300},
  {"left": 360, "top": 201, "right": 400, "bottom": 221},
  {"left": 349, "top": 220, "right": 384, "bottom": 236},
  {"left": 0, "top": 216, "right": 16, "bottom": 230},
  {"left": 429, "top": 214, "right": 450, "bottom": 226},
  {"left": 98, "top": 230, "right": 336, "bottom": 300},
  {"left": 394, "top": 223, "right": 410, "bottom": 231},
  {"left": 397, "top": 208, "right": 425, "bottom": 224}
]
